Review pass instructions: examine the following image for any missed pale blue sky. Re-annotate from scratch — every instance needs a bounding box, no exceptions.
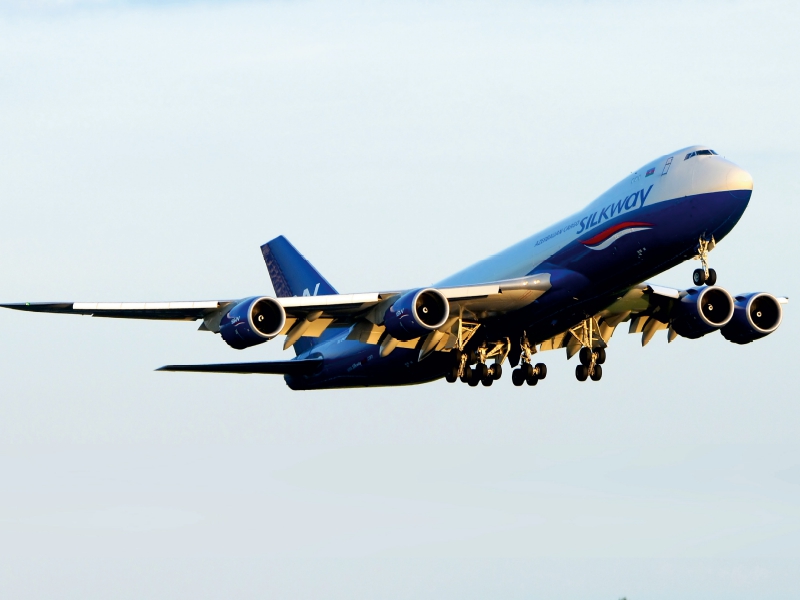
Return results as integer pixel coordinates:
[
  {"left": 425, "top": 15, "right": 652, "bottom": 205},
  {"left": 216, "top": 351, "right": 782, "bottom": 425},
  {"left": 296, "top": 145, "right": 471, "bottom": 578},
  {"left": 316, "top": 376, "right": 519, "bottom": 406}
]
[{"left": 1, "top": 1, "right": 799, "bottom": 598}]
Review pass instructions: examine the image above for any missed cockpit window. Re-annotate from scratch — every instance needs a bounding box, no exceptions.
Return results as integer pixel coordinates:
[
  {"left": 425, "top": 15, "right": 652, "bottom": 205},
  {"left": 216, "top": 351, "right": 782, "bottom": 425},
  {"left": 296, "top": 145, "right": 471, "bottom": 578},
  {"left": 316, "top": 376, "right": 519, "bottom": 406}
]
[{"left": 685, "top": 149, "right": 718, "bottom": 160}]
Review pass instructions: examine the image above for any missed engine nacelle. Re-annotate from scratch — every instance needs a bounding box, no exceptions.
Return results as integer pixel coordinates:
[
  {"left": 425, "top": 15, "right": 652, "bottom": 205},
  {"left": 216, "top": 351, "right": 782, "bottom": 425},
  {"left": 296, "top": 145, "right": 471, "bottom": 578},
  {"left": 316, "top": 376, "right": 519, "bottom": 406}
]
[
  {"left": 671, "top": 286, "right": 734, "bottom": 339},
  {"left": 721, "top": 292, "right": 783, "bottom": 345},
  {"left": 219, "top": 296, "right": 286, "bottom": 350},
  {"left": 384, "top": 288, "right": 449, "bottom": 341}
]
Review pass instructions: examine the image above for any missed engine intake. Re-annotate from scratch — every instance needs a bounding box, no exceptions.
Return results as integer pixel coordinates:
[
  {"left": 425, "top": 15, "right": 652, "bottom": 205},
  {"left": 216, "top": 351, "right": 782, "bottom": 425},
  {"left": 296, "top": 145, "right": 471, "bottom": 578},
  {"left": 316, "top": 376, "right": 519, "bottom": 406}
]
[
  {"left": 671, "top": 286, "right": 734, "bottom": 339},
  {"left": 384, "top": 288, "right": 450, "bottom": 341},
  {"left": 721, "top": 292, "right": 783, "bottom": 344},
  {"left": 220, "top": 296, "right": 286, "bottom": 350}
]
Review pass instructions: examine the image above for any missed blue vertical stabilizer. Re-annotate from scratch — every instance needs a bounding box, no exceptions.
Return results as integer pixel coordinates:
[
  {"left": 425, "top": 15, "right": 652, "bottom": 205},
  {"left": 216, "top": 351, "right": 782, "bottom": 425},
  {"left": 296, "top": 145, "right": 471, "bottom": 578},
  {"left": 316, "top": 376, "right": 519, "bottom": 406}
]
[{"left": 260, "top": 236, "right": 338, "bottom": 355}]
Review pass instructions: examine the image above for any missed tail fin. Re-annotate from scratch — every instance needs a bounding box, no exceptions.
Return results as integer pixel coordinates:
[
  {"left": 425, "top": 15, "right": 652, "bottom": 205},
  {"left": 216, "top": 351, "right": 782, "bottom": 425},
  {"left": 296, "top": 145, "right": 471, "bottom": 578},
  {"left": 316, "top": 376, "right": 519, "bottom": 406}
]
[
  {"left": 261, "top": 236, "right": 338, "bottom": 298},
  {"left": 260, "top": 236, "right": 338, "bottom": 355}
]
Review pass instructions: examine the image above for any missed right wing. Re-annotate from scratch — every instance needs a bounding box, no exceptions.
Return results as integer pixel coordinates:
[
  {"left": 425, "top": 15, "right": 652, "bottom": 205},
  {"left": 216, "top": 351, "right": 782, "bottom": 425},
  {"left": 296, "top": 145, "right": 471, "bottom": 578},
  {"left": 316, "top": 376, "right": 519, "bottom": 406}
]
[
  {"left": 536, "top": 282, "right": 789, "bottom": 359},
  {"left": 536, "top": 283, "right": 675, "bottom": 358}
]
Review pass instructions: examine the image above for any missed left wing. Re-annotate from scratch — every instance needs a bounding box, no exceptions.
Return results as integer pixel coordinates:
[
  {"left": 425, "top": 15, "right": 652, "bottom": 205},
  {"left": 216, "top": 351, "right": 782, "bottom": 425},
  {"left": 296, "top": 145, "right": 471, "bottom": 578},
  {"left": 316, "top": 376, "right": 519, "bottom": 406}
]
[
  {"left": 1, "top": 301, "right": 231, "bottom": 321},
  {"left": 0, "top": 274, "right": 552, "bottom": 352}
]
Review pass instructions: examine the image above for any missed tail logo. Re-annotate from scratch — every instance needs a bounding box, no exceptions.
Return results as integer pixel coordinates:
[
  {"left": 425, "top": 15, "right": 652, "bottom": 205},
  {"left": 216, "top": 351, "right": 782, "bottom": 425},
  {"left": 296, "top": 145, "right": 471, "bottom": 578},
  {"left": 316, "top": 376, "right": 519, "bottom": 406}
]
[
  {"left": 581, "top": 221, "right": 653, "bottom": 251},
  {"left": 302, "top": 283, "right": 321, "bottom": 297}
]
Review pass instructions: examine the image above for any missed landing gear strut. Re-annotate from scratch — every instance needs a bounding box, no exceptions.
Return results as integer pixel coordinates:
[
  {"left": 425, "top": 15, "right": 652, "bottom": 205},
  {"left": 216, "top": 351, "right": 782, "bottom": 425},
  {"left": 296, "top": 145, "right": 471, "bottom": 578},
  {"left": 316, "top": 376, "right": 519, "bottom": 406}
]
[
  {"left": 570, "top": 318, "right": 606, "bottom": 382},
  {"left": 692, "top": 236, "right": 717, "bottom": 286},
  {"left": 473, "top": 340, "right": 509, "bottom": 386},
  {"left": 444, "top": 317, "right": 480, "bottom": 385},
  {"left": 445, "top": 318, "right": 510, "bottom": 388},
  {"left": 511, "top": 334, "right": 547, "bottom": 387}
]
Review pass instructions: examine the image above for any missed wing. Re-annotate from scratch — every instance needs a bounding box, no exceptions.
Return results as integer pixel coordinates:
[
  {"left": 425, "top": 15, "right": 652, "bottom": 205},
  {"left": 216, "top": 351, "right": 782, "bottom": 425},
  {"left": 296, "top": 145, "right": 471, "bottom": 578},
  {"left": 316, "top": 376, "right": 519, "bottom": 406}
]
[
  {"left": 1, "top": 274, "right": 552, "bottom": 350},
  {"left": 1, "top": 301, "right": 230, "bottom": 321},
  {"left": 535, "top": 282, "right": 789, "bottom": 359},
  {"left": 533, "top": 283, "right": 687, "bottom": 359}
]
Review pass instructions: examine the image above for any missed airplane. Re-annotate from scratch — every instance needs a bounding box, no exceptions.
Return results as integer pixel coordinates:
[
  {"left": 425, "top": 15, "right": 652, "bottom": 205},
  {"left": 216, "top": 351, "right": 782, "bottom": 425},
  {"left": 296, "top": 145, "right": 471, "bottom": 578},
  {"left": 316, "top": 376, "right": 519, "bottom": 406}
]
[{"left": 1, "top": 145, "right": 788, "bottom": 390}]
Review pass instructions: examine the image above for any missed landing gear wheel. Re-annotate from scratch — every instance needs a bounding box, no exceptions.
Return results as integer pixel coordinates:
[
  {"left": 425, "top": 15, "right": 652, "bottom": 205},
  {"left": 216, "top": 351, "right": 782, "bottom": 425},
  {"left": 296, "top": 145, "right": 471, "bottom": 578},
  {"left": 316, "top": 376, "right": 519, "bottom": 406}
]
[
  {"left": 459, "top": 367, "right": 472, "bottom": 384},
  {"left": 467, "top": 368, "right": 480, "bottom": 386},
  {"left": 481, "top": 375, "right": 494, "bottom": 387},
  {"left": 590, "top": 364, "right": 603, "bottom": 381},
  {"left": 522, "top": 363, "right": 534, "bottom": 378},
  {"left": 512, "top": 368, "right": 525, "bottom": 387},
  {"left": 474, "top": 363, "right": 489, "bottom": 380},
  {"left": 535, "top": 363, "right": 547, "bottom": 379},
  {"left": 595, "top": 348, "right": 606, "bottom": 365},
  {"left": 526, "top": 373, "right": 538, "bottom": 386},
  {"left": 693, "top": 268, "right": 705, "bottom": 286},
  {"left": 445, "top": 367, "right": 458, "bottom": 383},
  {"left": 490, "top": 364, "right": 503, "bottom": 380},
  {"left": 706, "top": 268, "right": 717, "bottom": 286},
  {"left": 575, "top": 365, "right": 589, "bottom": 382},
  {"left": 579, "top": 347, "right": 593, "bottom": 367}
]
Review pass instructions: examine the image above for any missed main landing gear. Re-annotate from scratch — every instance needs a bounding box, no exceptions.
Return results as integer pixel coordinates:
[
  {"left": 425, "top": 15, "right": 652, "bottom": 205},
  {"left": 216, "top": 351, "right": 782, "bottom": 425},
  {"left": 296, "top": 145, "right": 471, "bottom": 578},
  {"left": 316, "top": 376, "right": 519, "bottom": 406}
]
[
  {"left": 445, "top": 348, "right": 505, "bottom": 387},
  {"left": 692, "top": 236, "right": 717, "bottom": 286},
  {"left": 567, "top": 317, "right": 607, "bottom": 382},
  {"left": 511, "top": 362, "right": 547, "bottom": 386},
  {"left": 444, "top": 330, "right": 547, "bottom": 389},
  {"left": 575, "top": 346, "right": 605, "bottom": 382},
  {"left": 511, "top": 334, "right": 547, "bottom": 387},
  {"left": 445, "top": 330, "right": 510, "bottom": 387}
]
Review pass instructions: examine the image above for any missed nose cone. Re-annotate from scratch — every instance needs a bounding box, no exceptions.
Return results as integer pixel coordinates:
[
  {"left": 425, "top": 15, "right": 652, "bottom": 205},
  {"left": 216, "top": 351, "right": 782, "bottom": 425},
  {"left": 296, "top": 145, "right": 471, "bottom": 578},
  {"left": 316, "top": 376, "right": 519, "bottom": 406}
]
[
  {"left": 691, "top": 156, "right": 753, "bottom": 198},
  {"left": 726, "top": 165, "right": 753, "bottom": 192}
]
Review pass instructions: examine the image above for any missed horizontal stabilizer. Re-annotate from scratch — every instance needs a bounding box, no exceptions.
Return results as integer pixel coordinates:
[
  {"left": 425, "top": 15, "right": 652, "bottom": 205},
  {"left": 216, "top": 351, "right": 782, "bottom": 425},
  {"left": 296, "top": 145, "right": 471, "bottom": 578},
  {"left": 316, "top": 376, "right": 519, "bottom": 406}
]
[{"left": 157, "top": 358, "right": 323, "bottom": 375}]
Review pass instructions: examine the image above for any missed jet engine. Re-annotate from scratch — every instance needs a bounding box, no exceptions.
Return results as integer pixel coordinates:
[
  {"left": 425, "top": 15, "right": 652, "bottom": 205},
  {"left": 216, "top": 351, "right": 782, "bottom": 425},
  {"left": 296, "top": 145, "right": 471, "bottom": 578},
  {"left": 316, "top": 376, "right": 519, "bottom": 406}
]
[
  {"left": 384, "top": 288, "right": 450, "bottom": 341},
  {"left": 671, "top": 286, "right": 734, "bottom": 339},
  {"left": 219, "top": 296, "right": 286, "bottom": 350},
  {"left": 721, "top": 292, "right": 783, "bottom": 345}
]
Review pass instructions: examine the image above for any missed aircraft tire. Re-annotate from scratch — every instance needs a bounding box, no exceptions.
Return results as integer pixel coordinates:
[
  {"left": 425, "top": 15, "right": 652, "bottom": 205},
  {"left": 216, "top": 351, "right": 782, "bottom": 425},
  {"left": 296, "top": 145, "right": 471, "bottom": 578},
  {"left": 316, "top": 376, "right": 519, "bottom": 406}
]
[
  {"left": 445, "top": 367, "right": 458, "bottom": 383},
  {"left": 526, "top": 374, "right": 538, "bottom": 386},
  {"left": 522, "top": 363, "right": 534, "bottom": 378},
  {"left": 706, "top": 268, "right": 717, "bottom": 286},
  {"left": 579, "top": 347, "right": 593, "bottom": 366},
  {"left": 535, "top": 363, "right": 547, "bottom": 379},
  {"left": 575, "top": 365, "right": 589, "bottom": 381},
  {"left": 481, "top": 375, "right": 494, "bottom": 387},
  {"left": 693, "top": 269, "right": 705, "bottom": 286},
  {"left": 468, "top": 369, "right": 481, "bottom": 386},
  {"left": 595, "top": 348, "right": 606, "bottom": 365},
  {"left": 512, "top": 369, "right": 525, "bottom": 386},
  {"left": 475, "top": 363, "right": 489, "bottom": 380},
  {"left": 590, "top": 365, "right": 603, "bottom": 381},
  {"left": 490, "top": 364, "right": 502, "bottom": 380},
  {"left": 460, "top": 368, "right": 472, "bottom": 384}
]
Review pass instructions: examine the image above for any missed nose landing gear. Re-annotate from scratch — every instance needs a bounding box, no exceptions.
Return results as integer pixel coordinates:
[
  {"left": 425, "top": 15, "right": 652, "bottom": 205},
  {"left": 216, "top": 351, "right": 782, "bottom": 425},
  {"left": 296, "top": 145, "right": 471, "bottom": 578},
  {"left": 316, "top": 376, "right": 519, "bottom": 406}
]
[{"left": 692, "top": 236, "right": 717, "bottom": 286}]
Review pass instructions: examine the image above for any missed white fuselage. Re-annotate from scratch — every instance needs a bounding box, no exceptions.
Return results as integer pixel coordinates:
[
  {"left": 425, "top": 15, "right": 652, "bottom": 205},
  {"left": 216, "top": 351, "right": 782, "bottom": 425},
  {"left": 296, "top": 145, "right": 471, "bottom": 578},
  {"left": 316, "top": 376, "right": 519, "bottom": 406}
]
[{"left": 436, "top": 146, "right": 752, "bottom": 287}]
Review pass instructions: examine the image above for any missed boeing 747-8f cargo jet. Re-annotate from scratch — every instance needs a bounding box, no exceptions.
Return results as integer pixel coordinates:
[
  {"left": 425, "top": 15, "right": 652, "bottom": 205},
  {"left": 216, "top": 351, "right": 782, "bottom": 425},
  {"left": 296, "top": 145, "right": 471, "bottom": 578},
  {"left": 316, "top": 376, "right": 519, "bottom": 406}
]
[{"left": 2, "top": 146, "right": 787, "bottom": 389}]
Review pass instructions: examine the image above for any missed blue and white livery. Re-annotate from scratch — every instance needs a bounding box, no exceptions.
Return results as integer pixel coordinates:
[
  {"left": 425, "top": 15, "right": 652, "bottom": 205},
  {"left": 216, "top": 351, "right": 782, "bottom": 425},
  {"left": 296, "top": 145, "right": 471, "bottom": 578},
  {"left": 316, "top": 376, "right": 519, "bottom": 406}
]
[{"left": 3, "top": 146, "right": 787, "bottom": 389}]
